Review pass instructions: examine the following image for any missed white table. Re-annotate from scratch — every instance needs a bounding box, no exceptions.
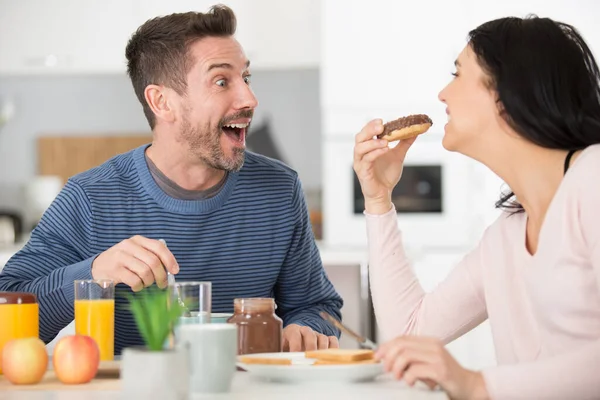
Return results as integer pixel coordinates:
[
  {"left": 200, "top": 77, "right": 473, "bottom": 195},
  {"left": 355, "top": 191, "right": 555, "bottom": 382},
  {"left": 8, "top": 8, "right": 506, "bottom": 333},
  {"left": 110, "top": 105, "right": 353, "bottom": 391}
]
[{"left": 0, "top": 372, "right": 446, "bottom": 400}]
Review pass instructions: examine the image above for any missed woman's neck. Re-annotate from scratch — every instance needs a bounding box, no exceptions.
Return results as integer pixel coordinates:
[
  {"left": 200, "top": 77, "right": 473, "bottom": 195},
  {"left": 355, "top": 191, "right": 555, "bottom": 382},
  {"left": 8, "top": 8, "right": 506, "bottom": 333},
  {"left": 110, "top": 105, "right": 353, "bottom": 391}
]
[{"left": 483, "top": 142, "right": 575, "bottom": 224}]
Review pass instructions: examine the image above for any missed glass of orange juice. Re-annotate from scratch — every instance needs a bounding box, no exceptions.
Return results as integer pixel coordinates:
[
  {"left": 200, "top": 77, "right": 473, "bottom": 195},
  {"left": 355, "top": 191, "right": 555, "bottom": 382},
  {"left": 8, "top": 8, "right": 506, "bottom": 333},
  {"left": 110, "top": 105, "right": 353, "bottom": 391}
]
[{"left": 74, "top": 279, "right": 114, "bottom": 361}]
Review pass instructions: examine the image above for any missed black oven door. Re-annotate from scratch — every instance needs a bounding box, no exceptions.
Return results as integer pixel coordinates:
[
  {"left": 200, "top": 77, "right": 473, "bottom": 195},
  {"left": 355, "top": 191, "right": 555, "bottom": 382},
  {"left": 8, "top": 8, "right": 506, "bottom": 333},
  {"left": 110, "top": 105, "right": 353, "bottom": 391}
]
[{"left": 353, "top": 165, "right": 443, "bottom": 214}]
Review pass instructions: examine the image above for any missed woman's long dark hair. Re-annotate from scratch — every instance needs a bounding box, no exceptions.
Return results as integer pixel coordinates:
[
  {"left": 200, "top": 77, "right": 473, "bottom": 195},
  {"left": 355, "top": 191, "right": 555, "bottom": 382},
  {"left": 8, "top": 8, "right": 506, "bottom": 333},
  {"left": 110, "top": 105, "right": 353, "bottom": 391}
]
[{"left": 468, "top": 15, "right": 600, "bottom": 213}]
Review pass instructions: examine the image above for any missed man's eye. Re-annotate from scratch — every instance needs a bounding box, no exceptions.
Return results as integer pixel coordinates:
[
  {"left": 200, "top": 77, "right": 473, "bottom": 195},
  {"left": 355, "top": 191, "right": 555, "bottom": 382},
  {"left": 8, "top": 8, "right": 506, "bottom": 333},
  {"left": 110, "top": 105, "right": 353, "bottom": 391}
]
[
  {"left": 216, "top": 79, "right": 226, "bottom": 87},
  {"left": 244, "top": 75, "right": 252, "bottom": 84}
]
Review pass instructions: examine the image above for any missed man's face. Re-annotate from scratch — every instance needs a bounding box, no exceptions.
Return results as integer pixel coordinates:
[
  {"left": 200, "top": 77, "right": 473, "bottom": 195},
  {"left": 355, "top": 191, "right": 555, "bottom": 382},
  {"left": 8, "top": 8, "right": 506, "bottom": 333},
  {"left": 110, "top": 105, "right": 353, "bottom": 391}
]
[{"left": 174, "top": 36, "right": 258, "bottom": 172}]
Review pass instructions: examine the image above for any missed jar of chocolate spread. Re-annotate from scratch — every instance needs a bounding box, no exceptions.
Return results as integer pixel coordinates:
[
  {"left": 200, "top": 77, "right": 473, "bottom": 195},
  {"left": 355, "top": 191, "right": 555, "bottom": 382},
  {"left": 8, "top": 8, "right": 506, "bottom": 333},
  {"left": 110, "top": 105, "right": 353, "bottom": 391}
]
[{"left": 227, "top": 298, "right": 282, "bottom": 355}]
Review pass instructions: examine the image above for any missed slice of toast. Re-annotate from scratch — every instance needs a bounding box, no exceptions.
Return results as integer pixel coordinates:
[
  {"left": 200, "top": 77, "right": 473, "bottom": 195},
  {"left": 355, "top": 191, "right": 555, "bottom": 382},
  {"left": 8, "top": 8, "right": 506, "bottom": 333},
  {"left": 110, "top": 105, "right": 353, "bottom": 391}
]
[
  {"left": 239, "top": 356, "right": 292, "bottom": 365},
  {"left": 305, "top": 349, "right": 374, "bottom": 363}
]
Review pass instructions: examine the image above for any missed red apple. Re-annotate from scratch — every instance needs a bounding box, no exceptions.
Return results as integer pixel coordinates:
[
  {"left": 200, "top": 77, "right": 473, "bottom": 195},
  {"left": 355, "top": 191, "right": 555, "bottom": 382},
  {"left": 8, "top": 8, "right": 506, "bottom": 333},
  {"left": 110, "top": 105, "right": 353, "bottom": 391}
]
[
  {"left": 52, "top": 335, "right": 100, "bottom": 384},
  {"left": 2, "top": 337, "right": 48, "bottom": 385}
]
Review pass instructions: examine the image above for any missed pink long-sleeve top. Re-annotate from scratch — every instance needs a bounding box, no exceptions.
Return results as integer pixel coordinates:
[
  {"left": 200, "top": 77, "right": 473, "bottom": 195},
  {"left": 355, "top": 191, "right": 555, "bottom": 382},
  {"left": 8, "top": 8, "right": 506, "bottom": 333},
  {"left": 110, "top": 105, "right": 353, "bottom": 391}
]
[{"left": 366, "top": 144, "right": 600, "bottom": 399}]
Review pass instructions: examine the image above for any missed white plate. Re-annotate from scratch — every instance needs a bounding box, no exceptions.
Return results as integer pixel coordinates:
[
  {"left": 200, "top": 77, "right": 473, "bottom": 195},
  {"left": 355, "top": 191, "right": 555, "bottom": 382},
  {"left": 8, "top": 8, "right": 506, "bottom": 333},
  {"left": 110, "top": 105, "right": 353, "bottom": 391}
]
[{"left": 237, "top": 352, "right": 385, "bottom": 383}]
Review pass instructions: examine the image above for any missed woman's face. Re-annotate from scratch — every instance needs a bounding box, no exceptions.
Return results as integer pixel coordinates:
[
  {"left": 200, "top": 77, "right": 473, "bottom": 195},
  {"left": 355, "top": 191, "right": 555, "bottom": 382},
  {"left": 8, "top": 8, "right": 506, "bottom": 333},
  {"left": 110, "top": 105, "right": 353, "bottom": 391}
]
[{"left": 438, "top": 45, "right": 503, "bottom": 156}]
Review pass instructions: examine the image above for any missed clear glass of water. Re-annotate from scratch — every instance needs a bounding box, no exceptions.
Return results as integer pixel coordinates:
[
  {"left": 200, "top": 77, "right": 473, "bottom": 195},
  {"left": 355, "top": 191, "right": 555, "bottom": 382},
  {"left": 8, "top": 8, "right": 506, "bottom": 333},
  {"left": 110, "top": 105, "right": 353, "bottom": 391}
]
[{"left": 170, "top": 281, "right": 212, "bottom": 325}]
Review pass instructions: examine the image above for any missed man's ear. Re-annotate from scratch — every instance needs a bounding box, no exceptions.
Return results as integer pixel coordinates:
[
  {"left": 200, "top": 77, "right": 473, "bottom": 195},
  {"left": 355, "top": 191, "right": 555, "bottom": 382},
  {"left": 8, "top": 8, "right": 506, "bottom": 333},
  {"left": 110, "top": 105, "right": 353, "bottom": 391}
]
[{"left": 144, "top": 84, "right": 176, "bottom": 123}]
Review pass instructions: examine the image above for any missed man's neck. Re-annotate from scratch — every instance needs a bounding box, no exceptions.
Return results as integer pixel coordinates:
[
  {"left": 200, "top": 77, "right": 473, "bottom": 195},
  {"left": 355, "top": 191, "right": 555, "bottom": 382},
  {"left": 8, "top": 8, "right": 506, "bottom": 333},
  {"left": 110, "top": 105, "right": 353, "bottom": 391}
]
[{"left": 145, "top": 140, "right": 226, "bottom": 191}]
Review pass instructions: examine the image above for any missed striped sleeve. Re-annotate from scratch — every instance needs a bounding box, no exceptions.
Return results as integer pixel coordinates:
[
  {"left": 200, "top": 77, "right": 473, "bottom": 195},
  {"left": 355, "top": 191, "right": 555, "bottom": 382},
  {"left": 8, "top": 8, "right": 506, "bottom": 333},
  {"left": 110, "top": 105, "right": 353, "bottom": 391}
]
[
  {"left": 0, "top": 180, "right": 96, "bottom": 343},
  {"left": 274, "top": 176, "right": 343, "bottom": 337}
]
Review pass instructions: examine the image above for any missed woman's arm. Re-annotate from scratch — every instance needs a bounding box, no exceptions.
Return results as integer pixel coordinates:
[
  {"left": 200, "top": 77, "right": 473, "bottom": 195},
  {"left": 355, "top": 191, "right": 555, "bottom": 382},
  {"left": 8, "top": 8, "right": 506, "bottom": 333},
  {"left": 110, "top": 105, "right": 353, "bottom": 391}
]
[{"left": 367, "top": 205, "right": 488, "bottom": 343}]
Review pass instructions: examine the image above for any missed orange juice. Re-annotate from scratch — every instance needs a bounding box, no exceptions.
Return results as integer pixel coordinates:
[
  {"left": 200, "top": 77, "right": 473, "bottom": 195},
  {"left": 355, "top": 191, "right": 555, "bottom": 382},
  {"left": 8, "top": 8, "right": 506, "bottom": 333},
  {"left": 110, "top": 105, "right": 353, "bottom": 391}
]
[
  {"left": 74, "top": 299, "right": 114, "bottom": 361},
  {"left": 0, "top": 302, "right": 39, "bottom": 374}
]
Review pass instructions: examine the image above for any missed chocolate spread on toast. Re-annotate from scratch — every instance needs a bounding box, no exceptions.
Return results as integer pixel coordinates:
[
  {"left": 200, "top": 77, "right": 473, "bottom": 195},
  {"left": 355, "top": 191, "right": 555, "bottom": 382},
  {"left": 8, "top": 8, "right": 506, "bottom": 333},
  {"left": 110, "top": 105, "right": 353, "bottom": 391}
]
[{"left": 377, "top": 114, "right": 432, "bottom": 139}]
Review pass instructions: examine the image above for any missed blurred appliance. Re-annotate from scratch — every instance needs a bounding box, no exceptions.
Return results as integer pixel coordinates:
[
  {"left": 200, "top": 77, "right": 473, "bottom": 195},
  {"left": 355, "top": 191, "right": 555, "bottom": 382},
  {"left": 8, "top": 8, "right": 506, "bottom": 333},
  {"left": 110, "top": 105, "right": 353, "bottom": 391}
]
[
  {"left": 0, "top": 210, "right": 23, "bottom": 246},
  {"left": 353, "top": 165, "right": 442, "bottom": 214},
  {"left": 24, "top": 176, "right": 63, "bottom": 230}
]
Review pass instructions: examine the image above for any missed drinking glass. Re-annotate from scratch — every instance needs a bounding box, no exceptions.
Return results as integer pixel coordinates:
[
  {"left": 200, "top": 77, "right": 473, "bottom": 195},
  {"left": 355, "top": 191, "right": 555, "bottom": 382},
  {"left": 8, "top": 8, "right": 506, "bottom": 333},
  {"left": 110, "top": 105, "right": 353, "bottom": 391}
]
[
  {"left": 170, "top": 281, "right": 211, "bottom": 325},
  {"left": 74, "top": 279, "right": 115, "bottom": 361}
]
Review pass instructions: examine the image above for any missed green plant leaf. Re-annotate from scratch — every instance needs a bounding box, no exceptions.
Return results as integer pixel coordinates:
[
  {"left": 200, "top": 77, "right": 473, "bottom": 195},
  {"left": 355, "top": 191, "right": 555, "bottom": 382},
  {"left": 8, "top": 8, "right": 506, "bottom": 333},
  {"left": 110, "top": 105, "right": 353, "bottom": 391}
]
[{"left": 124, "top": 285, "right": 186, "bottom": 352}]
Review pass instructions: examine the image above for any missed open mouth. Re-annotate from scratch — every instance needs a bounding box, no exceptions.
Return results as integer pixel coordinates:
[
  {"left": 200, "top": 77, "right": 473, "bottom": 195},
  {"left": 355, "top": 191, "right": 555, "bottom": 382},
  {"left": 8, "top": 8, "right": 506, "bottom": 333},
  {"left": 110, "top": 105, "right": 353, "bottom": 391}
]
[{"left": 221, "top": 122, "right": 248, "bottom": 144}]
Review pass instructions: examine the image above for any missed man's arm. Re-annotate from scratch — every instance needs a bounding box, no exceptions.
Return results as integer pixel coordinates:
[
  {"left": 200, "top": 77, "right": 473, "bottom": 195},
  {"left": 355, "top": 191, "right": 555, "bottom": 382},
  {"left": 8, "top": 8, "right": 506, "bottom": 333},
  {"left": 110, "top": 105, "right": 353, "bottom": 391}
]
[
  {"left": 0, "top": 180, "right": 96, "bottom": 343},
  {"left": 274, "top": 176, "right": 343, "bottom": 338}
]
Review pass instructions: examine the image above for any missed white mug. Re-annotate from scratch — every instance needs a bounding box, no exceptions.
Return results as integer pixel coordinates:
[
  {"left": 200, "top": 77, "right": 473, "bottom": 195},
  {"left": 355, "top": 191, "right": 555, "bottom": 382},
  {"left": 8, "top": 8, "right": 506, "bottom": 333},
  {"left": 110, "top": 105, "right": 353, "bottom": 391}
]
[{"left": 177, "top": 323, "right": 238, "bottom": 394}]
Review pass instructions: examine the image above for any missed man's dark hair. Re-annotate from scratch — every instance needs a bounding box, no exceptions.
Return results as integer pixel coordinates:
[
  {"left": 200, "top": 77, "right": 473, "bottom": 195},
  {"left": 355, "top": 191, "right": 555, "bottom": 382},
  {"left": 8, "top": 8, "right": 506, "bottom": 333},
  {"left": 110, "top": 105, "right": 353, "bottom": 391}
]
[{"left": 125, "top": 5, "right": 237, "bottom": 128}]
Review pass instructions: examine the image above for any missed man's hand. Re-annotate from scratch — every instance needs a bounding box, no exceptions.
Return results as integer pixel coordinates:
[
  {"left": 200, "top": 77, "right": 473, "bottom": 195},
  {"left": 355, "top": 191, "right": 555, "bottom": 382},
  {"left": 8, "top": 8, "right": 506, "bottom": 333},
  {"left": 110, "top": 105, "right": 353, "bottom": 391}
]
[
  {"left": 282, "top": 324, "right": 339, "bottom": 352},
  {"left": 91, "top": 235, "right": 179, "bottom": 291}
]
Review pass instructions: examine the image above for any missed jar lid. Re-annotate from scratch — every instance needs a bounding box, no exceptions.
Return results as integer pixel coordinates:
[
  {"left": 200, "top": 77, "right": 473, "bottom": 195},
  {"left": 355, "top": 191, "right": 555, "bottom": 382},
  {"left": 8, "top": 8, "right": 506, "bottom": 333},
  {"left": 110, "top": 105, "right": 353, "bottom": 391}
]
[
  {"left": 0, "top": 292, "right": 37, "bottom": 304},
  {"left": 234, "top": 298, "right": 275, "bottom": 305},
  {"left": 234, "top": 298, "right": 277, "bottom": 312}
]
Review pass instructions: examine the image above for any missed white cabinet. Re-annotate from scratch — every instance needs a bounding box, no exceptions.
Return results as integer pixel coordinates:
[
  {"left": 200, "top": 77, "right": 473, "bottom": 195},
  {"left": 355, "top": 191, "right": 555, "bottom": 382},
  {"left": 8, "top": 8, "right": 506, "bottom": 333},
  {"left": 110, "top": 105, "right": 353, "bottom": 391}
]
[
  {"left": 321, "top": 0, "right": 471, "bottom": 124},
  {"left": 240, "top": 0, "right": 321, "bottom": 70},
  {"left": 0, "top": 0, "right": 320, "bottom": 75},
  {"left": 0, "top": 0, "right": 139, "bottom": 75}
]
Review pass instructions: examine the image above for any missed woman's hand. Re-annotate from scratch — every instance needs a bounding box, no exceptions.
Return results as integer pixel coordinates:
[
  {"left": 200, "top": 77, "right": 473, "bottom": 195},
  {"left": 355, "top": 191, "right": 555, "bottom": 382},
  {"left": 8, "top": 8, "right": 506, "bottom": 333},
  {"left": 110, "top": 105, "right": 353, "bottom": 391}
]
[
  {"left": 353, "top": 119, "right": 417, "bottom": 214},
  {"left": 375, "top": 336, "right": 490, "bottom": 400}
]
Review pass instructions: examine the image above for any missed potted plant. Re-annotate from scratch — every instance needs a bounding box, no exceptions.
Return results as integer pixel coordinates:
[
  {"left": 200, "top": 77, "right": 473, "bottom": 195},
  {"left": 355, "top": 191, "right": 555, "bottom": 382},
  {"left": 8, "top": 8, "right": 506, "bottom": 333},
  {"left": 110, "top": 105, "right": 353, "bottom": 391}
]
[{"left": 120, "top": 286, "right": 189, "bottom": 400}]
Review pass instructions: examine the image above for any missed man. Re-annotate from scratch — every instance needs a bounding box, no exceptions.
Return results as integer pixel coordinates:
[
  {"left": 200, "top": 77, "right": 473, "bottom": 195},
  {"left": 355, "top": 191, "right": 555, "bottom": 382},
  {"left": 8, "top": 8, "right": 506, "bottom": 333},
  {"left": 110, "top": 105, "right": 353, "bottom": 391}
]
[{"left": 0, "top": 5, "right": 342, "bottom": 355}]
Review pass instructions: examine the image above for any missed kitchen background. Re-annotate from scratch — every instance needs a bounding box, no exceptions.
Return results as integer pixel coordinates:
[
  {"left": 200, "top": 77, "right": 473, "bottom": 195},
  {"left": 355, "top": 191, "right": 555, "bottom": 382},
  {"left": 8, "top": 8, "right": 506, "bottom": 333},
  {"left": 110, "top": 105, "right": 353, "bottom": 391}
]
[{"left": 0, "top": 0, "right": 598, "bottom": 369}]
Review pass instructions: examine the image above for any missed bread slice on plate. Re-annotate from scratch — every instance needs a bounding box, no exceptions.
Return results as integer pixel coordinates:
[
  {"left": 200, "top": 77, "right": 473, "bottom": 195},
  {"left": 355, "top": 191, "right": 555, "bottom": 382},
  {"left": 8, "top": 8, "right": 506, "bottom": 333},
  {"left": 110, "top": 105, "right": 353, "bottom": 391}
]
[
  {"left": 239, "top": 356, "right": 292, "bottom": 365},
  {"left": 304, "top": 349, "right": 374, "bottom": 363}
]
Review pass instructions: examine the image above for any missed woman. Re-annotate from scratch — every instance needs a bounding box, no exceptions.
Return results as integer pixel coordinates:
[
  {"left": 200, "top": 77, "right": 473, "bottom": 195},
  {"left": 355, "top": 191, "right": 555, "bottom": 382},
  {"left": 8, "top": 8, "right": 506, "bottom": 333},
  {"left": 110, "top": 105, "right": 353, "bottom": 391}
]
[{"left": 354, "top": 16, "right": 600, "bottom": 400}]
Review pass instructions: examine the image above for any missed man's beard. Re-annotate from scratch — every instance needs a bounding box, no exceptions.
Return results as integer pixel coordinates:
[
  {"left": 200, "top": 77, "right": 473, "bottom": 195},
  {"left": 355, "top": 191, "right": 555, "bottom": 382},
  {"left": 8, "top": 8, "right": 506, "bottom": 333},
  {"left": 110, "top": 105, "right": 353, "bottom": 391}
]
[{"left": 179, "top": 114, "right": 247, "bottom": 172}]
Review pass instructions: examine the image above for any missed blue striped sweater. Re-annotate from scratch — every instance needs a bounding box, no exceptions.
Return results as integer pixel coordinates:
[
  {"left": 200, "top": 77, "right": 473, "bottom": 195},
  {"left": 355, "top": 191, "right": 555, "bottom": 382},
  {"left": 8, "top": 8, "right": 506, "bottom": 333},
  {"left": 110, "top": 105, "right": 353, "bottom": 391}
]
[{"left": 0, "top": 145, "right": 343, "bottom": 355}]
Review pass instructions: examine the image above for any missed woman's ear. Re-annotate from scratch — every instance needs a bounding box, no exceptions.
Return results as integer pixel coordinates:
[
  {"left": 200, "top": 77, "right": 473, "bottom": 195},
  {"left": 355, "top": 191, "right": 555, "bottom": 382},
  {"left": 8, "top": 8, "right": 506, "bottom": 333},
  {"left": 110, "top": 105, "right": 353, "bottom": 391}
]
[
  {"left": 496, "top": 98, "right": 506, "bottom": 116},
  {"left": 495, "top": 99, "right": 522, "bottom": 138}
]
